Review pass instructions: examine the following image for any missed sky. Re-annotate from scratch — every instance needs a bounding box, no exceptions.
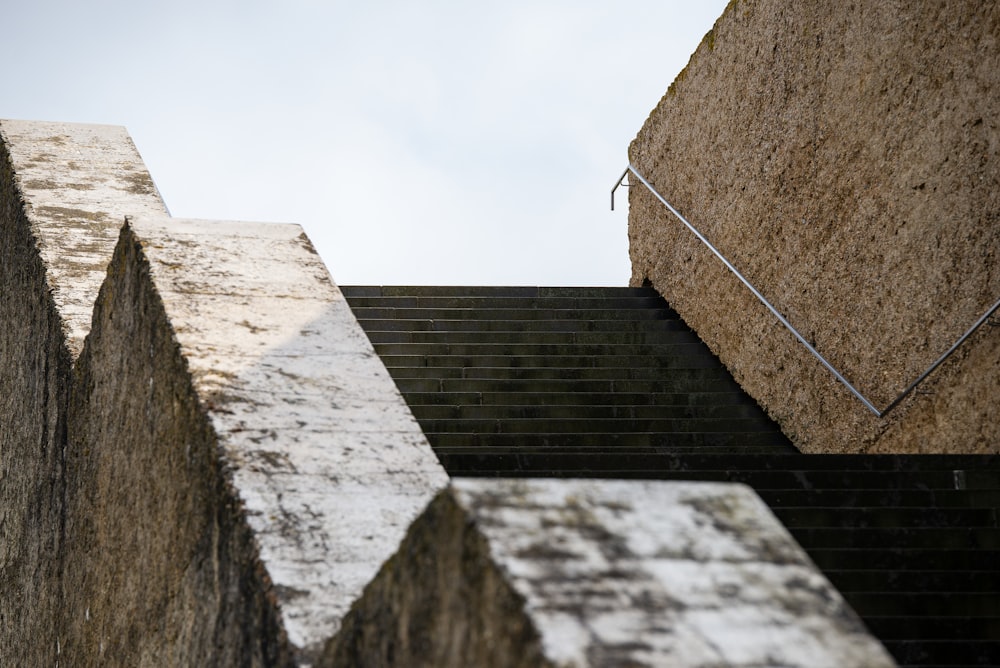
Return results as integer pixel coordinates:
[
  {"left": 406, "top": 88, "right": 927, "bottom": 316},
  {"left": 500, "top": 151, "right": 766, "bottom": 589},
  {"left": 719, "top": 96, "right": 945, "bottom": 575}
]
[{"left": 3, "top": 0, "right": 728, "bottom": 286}]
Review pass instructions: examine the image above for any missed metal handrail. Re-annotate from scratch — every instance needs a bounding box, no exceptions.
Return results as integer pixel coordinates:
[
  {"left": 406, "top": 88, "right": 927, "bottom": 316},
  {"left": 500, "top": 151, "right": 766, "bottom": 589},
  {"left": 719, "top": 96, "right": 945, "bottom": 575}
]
[{"left": 612, "top": 163, "right": 1000, "bottom": 417}]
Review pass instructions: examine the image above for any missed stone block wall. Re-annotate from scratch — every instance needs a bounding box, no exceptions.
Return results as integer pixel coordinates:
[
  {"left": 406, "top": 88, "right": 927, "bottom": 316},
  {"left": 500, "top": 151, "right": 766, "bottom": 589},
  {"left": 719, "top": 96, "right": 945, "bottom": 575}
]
[{"left": 627, "top": 0, "right": 999, "bottom": 453}]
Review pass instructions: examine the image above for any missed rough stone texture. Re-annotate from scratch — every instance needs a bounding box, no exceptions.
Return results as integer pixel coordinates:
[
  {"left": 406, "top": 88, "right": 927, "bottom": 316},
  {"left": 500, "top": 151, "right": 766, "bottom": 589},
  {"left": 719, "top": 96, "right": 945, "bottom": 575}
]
[
  {"left": 0, "top": 120, "right": 168, "bottom": 666},
  {"left": 0, "top": 120, "right": 169, "bottom": 356},
  {"left": 324, "top": 479, "right": 894, "bottom": 668},
  {"left": 627, "top": 1, "right": 1000, "bottom": 453},
  {"left": 1, "top": 119, "right": 449, "bottom": 664},
  {"left": 63, "top": 216, "right": 449, "bottom": 665}
]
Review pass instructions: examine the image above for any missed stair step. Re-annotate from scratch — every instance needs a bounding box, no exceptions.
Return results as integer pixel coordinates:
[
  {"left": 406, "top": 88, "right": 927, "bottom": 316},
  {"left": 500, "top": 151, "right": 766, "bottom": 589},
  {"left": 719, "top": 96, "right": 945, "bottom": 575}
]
[
  {"left": 402, "top": 391, "right": 763, "bottom": 408},
  {"left": 787, "top": 527, "right": 1000, "bottom": 550},
  {"left": 340, "top": 285, "right": 660, "bottom": 298},
  {"left": 807, "top": 549, "right": 1000, "bottom": 572},
  {"left": 362, "top": 329, "right": 704, "bottom": 346},
  {"left": 772, "top": 506, "right": 998, "bottom": 529},
  {"left": 350, "top": 306, "right": 679, "bottom": 322},
  {"left": 824, "top": 569, "right": 1000, "bottom": 593},
  {"left": 390, "top": 369, "right": 745, "bottom": 386},
  {"left": 865, "top": 616, "right": 1000, "bottom": 641},
  {"left": 419, "top": 417, "right": 784, "bottom": 435},
  {"left": 370, "top": 342, "right": 711, "bottom": 358},
  {"left": 353, "top": 317, "right": 695, "bottom": 333},
  {"left": 342, "top": 295, "right": 671, "bottom": 310},
  {"left": 439, "top": 453, "right": 997, "bottom": 489},
  {"left": 392, "top": 377, "right": 753, "bottom": 395},
  {"left": 378, "top": 351, "right": 722, "bottom": 370},
  {"left": 881, "top": 639, "right": 1000, "bottom": 667},
  {"left": 427, "top": 431, "right": 795, "bottom": 450},
  {"left": 756, "top": 488, "right": 1000, "bottom": 509},
  {"left": 843, "top": 592, "right": 1000, "bottom": 617},
  {"left": 409, "top": 403, "right": 773, "bottom": 421}
]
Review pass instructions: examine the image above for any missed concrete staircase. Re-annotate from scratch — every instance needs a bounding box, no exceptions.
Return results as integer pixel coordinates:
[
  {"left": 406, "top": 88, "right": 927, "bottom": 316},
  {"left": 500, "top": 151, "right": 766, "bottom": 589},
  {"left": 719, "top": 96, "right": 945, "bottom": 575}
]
[
  {"left": 343, "top": 285, "right": 794, "bottom": 457},
  {"left": 343, "top": 285, "right": 1000, "bottom": 668}
]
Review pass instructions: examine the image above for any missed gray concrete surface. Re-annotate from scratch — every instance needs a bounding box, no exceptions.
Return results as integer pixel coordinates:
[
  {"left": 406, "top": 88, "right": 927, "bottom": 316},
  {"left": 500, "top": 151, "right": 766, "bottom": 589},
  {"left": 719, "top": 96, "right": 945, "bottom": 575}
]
[
  {"left": 323, "top": 479, "right": 895, "bottom": 667},
  {"left": 628, "top": 1, "right": 1000, "bottom": 452}
]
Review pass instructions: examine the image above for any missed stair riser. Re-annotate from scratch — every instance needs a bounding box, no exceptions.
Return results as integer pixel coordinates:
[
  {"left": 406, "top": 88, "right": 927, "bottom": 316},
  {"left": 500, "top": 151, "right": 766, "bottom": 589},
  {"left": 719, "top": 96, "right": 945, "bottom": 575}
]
[
  {"left": 340, "top": 286, "right": 662, "bottom": 298},
  {"left": 363, "top": 330, "right": 705, "bottom": 346},
  {"left": 419, "top": 418, "right": 785, "bottom": 435},
  {"left": 825, "top": 569, "right": 999, "bottom": 593},
  {"left": 354, "top": 318, "right": 695, "bottom": 333},
  {"left": 370, "top": 342, "right": 711, "bottom": 358},
  {"left": 427, "top": 432, "right": 796, "bottom": 449},
  {"left": 772, "top": 507, "right": 998, "bottom": 529},
  {"left": 410, "top": 404, "right": 773, "bottom": 421},
  {"left": 380, "top": 352, "right": 723, "bottom": 370},
  {"left": 343, "top": 296, "right": 671, "bottom": 310},
  {"left": 402, "top": 391, "right": 762, "bottom": 409},
  {"left": 350, "top": 307, "right": 679, "bottom": 321}
]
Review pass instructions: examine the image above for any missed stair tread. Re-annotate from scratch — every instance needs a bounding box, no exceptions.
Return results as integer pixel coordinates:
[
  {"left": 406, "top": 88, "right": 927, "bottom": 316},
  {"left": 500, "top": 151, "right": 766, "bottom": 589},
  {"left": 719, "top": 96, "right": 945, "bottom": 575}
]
[
  {"left": 352, "top": 318, "right": 695, "bottom": 333},
  {"left": 340, "top": 285, "right": 660, "bottom": 298}
]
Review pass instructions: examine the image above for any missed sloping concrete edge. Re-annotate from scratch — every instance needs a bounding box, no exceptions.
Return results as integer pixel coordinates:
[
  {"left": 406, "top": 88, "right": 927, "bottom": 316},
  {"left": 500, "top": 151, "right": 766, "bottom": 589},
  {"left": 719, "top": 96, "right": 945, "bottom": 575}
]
[
  {"left": 322, "top": 478, "right": 896, "bottom": 668},
  {"left": 64, "top": 216, "right": 449, "bottom": 664}
]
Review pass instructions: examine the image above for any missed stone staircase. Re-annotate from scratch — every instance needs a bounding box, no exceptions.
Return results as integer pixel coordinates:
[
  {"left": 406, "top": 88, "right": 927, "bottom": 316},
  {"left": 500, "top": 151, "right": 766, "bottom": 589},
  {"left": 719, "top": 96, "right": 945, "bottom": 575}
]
[{"left": 342, "top": 285, "right": 1000, "bottom": 668}]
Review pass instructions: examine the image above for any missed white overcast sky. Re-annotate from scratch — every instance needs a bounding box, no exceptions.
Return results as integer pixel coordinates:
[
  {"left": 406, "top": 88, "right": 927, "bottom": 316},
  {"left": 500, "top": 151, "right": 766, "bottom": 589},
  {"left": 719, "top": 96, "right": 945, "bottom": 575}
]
[{"left": 4, "top": 0, "right": 727, "bottom": 286}]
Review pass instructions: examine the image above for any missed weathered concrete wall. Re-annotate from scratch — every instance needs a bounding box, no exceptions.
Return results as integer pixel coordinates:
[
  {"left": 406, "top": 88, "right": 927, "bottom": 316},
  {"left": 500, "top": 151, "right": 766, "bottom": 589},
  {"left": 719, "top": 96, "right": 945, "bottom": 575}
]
[
  {"left": 62, "top": 216, "right": 449, "bottom": 664},
  {"left": 1, "top": 121, "right": 449, "bottom": 665},
  {"left": 323, "top": 479, "right": 894, "bottom": 667},
  {"left": 628, "top": 1, "right": 1000, "bottom": 453},
  {"left": 0, "top": 120, "right": 168, "bottom": 666}
]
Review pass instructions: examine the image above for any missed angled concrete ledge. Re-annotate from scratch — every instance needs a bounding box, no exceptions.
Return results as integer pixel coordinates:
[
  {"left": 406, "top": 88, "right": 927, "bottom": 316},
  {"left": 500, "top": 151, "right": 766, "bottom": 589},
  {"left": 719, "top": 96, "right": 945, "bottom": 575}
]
[
  {"left": 0, "top": 119, "right": 168, "bottom": 356},
  {"left": 64, "top": 216, "right": 449, "bottom": 664},
  {"left": 324, "top": 479, "right": 895, "bottom": 668}
]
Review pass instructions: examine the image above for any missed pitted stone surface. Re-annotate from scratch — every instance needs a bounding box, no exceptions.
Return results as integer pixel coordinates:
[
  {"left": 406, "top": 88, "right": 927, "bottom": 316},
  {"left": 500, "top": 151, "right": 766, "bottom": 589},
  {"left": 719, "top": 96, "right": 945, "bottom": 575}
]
[
  {"left": 627, "top": 2, "right": 1000, "bottom": 452},
  {"left": 127, "top": 216, "right": 449, "bottom": 659},
  {"left": 326, "top": 479, "right": 895, "bottom": 667},
  {"left": 0, "top": 120, "right": 168, "bottom": 357}
]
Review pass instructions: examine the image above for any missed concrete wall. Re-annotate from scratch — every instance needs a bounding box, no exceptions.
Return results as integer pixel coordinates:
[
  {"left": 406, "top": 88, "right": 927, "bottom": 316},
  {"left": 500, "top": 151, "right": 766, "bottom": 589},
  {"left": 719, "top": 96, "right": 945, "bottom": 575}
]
[
  {"left": 627, "top": 0, "right": 999, "bottom": 453},
  {"left": 323, "top": 479, "right": 894, "bottom": 667},
  {"left": 0, "top": 120, "right": 168, "bottom": 666},
  {"left": 0, "top": 121, "right": 449, "bottom": 665}
]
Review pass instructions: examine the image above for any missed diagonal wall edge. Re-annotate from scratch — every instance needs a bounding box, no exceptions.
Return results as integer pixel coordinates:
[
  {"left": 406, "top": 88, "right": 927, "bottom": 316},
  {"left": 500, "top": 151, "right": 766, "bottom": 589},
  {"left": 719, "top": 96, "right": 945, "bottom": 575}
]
[
  {"left": 626, "top": 2, "right": 1000, "bottom": 453},
  {"left": 63, "top": 216, "right": 449, "bottom": 664},
  {"left": 0, "top": 120, "right": 169, "bottom": 357},
  {"left": 322, "top": 479, "right": 896, "bottom": 668},
  {"left": 0, "top": 120, "right": 449, "bottom": 665}
]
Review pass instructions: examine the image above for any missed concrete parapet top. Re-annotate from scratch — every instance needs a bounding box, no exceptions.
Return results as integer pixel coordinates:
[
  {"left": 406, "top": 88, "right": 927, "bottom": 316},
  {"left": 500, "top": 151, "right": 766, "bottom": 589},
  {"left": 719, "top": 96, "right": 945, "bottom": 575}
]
[
  {"left": 327, "top": 478, "right": 896, "bottom": 667},
  {"left": 123, "top": 216, "right": 450, "bottom": 658},
  {"left": 454, "top": 478, "right": 895, "bottom": 667},
  {"left": 0, "top": 119, "right": 168, "bottom": 357}
]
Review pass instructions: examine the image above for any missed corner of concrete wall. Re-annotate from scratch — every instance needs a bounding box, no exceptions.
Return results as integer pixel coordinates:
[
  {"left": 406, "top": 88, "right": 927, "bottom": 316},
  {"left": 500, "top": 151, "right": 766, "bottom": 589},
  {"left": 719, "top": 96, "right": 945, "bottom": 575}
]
[
  {"left": 61, "top": 215, "right": 450, "bottom": 664},
  {"left": 0, "top": 119, "right": 170, "bottom": 666},
  {"left": 323, "top": 479, "right": 895, "bottom": 668},
  {"left": 320, "top": 486, "right": 549, "bottom": 668},
  {"left": 627, "top": 1, "right": 1000, "bottom": 453},
  {"left": 0, "top": 123, "right": 70, "bottom": 668},
  {"left": 63, "top": 219, "right": 293, "bottom": 665},
  {"left": 1, "top": 120, "right": 450, "bottom": 665}
]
